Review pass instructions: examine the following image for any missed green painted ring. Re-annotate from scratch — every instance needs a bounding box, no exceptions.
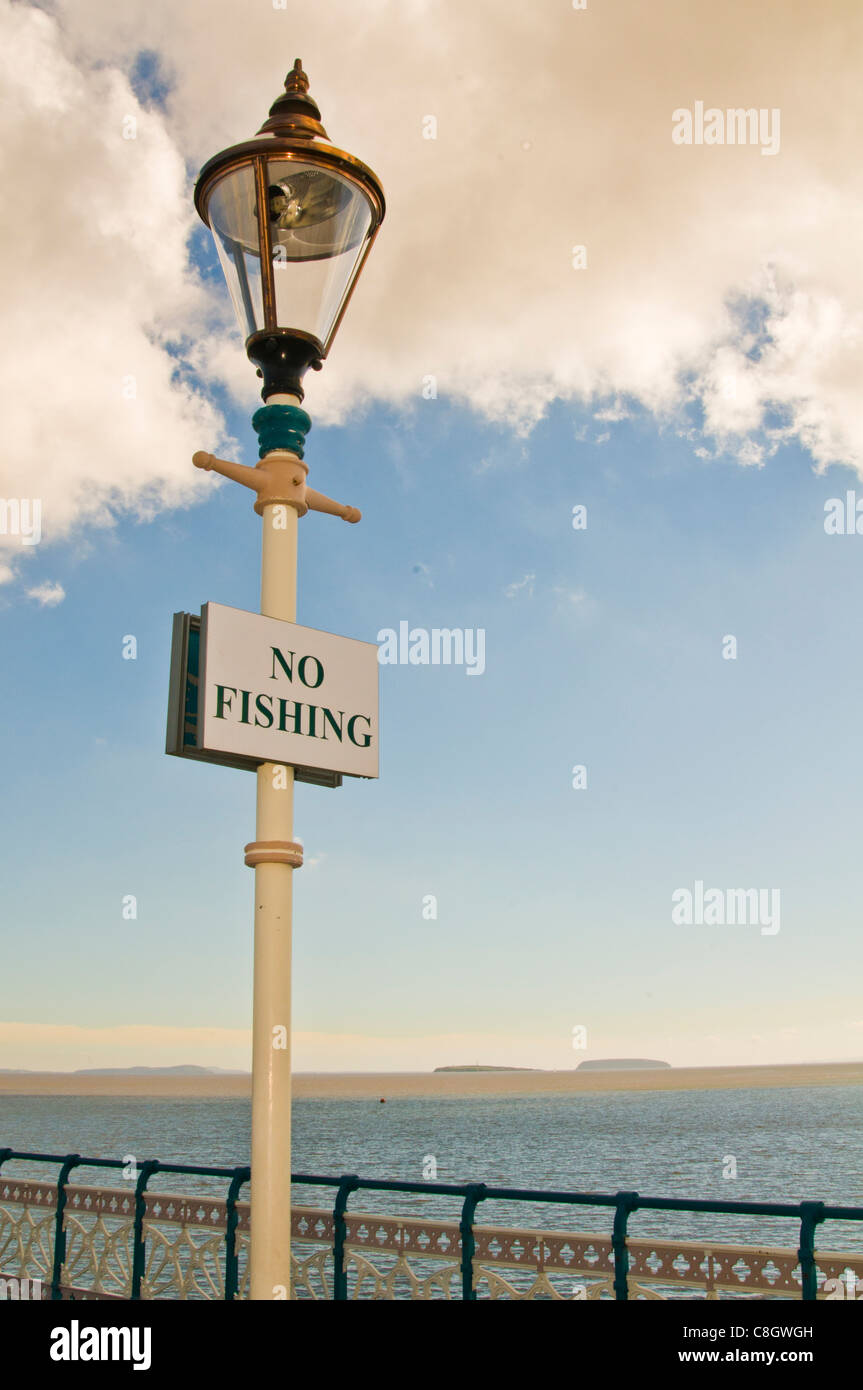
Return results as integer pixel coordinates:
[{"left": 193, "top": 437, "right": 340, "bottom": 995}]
[{"left": 252, "top": 404, "right": 312, "bottom": 459}]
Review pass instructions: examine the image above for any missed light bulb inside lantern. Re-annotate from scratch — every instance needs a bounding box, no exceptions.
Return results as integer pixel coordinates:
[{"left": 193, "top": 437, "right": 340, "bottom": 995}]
[{"left": 268, "top": 170, "right": 352, "bottom": 231}]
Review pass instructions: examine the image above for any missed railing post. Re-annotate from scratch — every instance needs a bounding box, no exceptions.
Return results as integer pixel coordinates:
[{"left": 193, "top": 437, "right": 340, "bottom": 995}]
[
  {"left": 51, "top": 1154, "right": 82, "bottom": 1301},
  {"left": 130, "top": 1160, "right": 161, "bottom": 1300},
  {"left": 797, "top": 1200, "right": 825, "bottom": 1301},
  {"left": 332, "top": 1175, "right": 360, "bottom": 1301},
  {"left": 612, "top": 1191, "right": 639, "bottom": 1301},
  {"left": 224, "top": 1165, "right": 251, "bottom": 1301},
  {"left": 459, "top": 1183, "right": 488, "bottom": 1301}
]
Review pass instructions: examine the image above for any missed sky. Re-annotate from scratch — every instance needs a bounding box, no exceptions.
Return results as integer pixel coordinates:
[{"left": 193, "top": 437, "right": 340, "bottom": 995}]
[{"left": 1, "top": 0, "right": 862, "bottom": 1071}]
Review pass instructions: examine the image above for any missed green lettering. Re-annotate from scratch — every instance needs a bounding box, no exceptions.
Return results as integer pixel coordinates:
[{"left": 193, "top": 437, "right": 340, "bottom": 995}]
[
  {"left": 347, "top": 714, "right": 372, "bottom": 748},
  {"left": 297, "top": 654, "right": 324, "bottom": 688},
  {"left": 270, "top": 647, "right": 295, "bottom": 681},
  {"left": 321, "top": 708, "right": 343, "bottom": 741},
  {"left": 215, "top": 686, "right": 236, "bottom": 719},
  {"left": 254, "top": 693, "right": 274, "bottom": 728},
  {"left": 277, "top": 698, "right": 303, "bottom": 734}
]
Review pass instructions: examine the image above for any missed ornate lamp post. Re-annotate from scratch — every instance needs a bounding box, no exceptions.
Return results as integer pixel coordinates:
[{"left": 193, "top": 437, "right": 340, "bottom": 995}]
[{"left": 191, "top": 59, "right": 385, "bottom": 1299}]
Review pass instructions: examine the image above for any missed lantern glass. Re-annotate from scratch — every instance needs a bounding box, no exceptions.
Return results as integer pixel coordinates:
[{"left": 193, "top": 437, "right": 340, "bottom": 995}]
[
  {"left": 207, "top": 165, "right": 264, "bottom": 341},
  {"left": 205, "top": 157, "right": 375, "bottom": 350},
  {"left": 267, "top": 159, "right": 373, "bottom": 349}
]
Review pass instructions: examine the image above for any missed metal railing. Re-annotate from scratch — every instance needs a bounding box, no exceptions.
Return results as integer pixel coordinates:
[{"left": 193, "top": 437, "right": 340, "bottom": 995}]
[{"left": 2, "top": 1148, "right": 862, "bottom": 1300}]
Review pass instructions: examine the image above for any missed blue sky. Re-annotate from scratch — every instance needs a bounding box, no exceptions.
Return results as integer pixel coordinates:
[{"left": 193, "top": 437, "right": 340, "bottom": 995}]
[
  {"left": 1, "top": 0, "right": 862, "bottom": 1070},
  {"left": 3, "top": 387, "right": 863, "bottom": 1069}
]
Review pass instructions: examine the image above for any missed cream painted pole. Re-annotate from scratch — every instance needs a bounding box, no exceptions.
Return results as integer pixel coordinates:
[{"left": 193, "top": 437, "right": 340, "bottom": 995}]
[
  {"left": 250, "top": 390, "right": 300, "bottom": 1301},
  {"left": 193, "top": 391, "right": 358, "bottom": 1298}
]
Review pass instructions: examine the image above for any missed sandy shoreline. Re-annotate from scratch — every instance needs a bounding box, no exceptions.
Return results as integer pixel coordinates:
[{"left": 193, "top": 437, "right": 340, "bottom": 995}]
[{"left": 0, "top": 1061, "right": 861, "bottom": 1099}]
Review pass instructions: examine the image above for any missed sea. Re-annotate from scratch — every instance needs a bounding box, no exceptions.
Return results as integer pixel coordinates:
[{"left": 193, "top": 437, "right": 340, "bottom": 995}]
[{"left": 2, "top": 1084, "right": 862, "bottom": 1252}]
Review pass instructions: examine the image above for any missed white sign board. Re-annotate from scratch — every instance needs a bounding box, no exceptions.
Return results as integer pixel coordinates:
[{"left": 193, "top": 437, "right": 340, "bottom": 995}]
[{"left": 199, "top": 602, "right": 379, "bottom": 779}]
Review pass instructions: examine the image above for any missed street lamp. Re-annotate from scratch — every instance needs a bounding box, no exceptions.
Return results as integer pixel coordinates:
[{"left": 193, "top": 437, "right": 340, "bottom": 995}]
[
  {"left": 191, "top": 59, "right": 385, "bottom": 1300},
  {"left": 194, "top": 57, "right": 384, "bottom": 405}
]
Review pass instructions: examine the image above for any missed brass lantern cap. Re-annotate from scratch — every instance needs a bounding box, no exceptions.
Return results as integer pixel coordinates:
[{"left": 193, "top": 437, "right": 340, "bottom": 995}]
[{"left": 257, "top": 59, "right": 328, "bottom": 141}]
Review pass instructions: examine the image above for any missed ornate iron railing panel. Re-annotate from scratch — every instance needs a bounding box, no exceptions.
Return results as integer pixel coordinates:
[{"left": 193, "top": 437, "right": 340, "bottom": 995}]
[{"left": 2, "top": 1152, "right": 862, "bottom": 1301}]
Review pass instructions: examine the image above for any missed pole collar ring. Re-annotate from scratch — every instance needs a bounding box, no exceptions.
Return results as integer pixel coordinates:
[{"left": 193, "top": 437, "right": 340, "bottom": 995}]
[
  {"left": 253, "top": 493, "right": 308, "bottom": 518},
  {"left": 244, "top": 840, "right": 304, "bottom": 868}
]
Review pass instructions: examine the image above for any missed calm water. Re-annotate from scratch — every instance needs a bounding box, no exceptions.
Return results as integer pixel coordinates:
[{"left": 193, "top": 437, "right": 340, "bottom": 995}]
[{"left": 2, "top": 1084, "right": 862, "bottom": 1250}]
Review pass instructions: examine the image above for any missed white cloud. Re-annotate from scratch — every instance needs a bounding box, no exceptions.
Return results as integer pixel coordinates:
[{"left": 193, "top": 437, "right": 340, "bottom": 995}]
[
  {"left": 27, "top": 581, "right": 65, "bottom": 606},
  {"left": 553, "top": 586, "right": 588, "bottom": 608},
  {"left": 553, "top": 585, "right": 597, "bottom": 624},
  {"left": 0, "top": 1, "right": 227, "bottom": 588},
  {"left": 504, "top": 572, "right": 535, "bottom": 598},
  {"left": 594, "top": 403, "right": 631, "bottom": 423},
  {"left": 2, "top": 0, "right": 861, "bottom": 590}
]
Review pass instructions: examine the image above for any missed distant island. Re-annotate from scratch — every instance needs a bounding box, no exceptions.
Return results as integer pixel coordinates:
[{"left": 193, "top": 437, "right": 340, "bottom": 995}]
[
  {"left": 576, "top": 1059, "right": 670, "bottom": 1071},
  {"left": 72, "top": 1065, "right": 245, "bottom": 1076},
  {"left": 2, "top": 1061, "right": 863, "bottom": 1101},
  {"left": 434, "top": 1065, "right": 539, "bottom": 1073}
]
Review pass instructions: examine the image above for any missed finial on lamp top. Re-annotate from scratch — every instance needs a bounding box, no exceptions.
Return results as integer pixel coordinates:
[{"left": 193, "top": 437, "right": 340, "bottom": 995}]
[
  {"left": 257, "top": 57, "right": 329, "bottom": 141},
  {"left": 284, "top": 58, "right": 309, "bottom": 95}
]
